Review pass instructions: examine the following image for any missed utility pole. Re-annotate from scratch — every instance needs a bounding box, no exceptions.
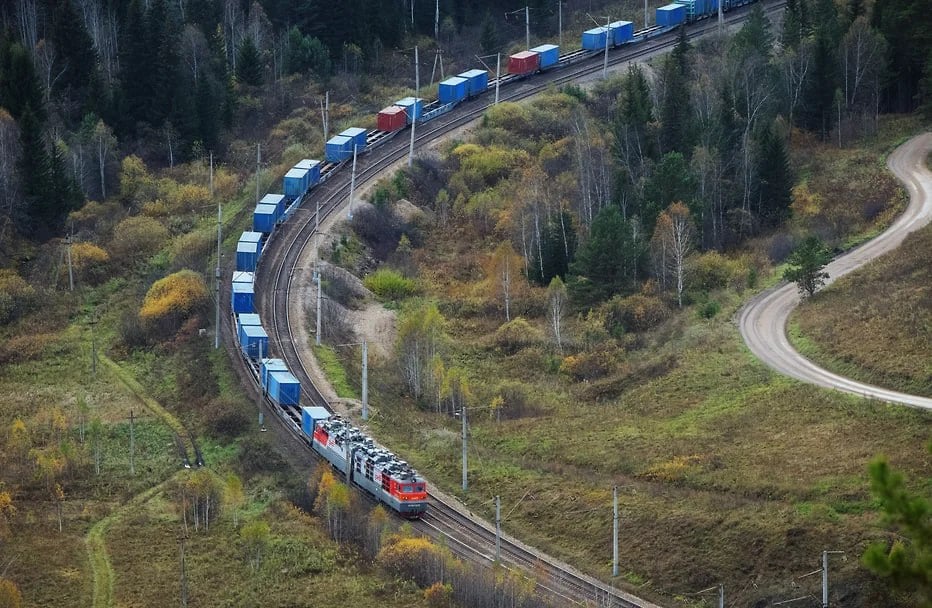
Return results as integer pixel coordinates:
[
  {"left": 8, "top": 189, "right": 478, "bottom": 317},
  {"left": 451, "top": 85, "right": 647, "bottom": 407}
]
[
  {"left": 495, "top": 53, "right": 501, "bottom": 104},
  {"left": 408, "top": 46, "right": 419, "bottom": 168},
  {"left": 361, "top": 340, "right": 368, "bottom": 421},
  {"left": 90, "top": 316, "right": 97, "bottom": 377},
  {"left": 179, "top": 533, "right": 188, "bottom": 608},
  {"left": 719, "top": 583, "right": 724, "bottom": 608},
  {"left": 717, "top": 0, "right": 723, "bottom": 31},
  {"left": 495, "top": 495, "right": 501, "bottom": 562},
  {"left": 256, "top": 340, "right": 264, "bottom": 411},
  {"left": 461, "top": 403, "right": 467, "bottom": 491},
  {"left": 558, "top": 1, "right": 563, "bottom": 50},
  {"left": 129, "top": 409, "right": 135, "bottom": 476},
  {"left": 347, "top": 144, "right": 358, "bottom": 219},
  {"left": 612, "top": 485, "right": 619, "bottom": 577},
  {"left": 213, "top": 152, "right": 220, "bottom": 350},
  {"left": 320, "top": 92, "right": 330, "bottom": 142},
  {"left": 603, "top": 15, "right": 610, "bottom": 79},
  {"left": 646, "top": 0, "right": 649, "bottom": 29},
  {"left": 525, "top": 5, "right": 530, "bottom": 50},
  {"left": 315, "top": 267, "right": 322, "bottom": 346},
  {"left": 66, "top": 225, "right": 74, "bottom": 291},
  {"left": 822, "top": 550, "right": 845, "bottom": 608},
  {"left": 255, "top": 143, "right": 261, "bottom": 204},
  {"left": 434, "top": 0, "right": 439, "bottom": 39}
]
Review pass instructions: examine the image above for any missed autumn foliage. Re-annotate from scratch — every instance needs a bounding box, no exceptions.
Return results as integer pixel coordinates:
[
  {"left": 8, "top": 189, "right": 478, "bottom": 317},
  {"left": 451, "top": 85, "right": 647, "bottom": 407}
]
[
  {"left": 377, "top": 534, "right": 447, "bottom": 588},
  {"left": 139, "top": 270, "right": 208, "bottom": 335}
]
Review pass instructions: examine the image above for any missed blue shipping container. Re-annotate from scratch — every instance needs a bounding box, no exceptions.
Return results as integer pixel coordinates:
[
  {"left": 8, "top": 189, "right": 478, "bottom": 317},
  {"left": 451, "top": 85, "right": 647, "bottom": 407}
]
[
  {"left": 657, "top": 3, "right": 686, "bottom": 26},
  {"left": 394, "top": 97, "right": 423, "bottom": 122},
  {"left": 268, "top": 371, "right": 301, "bottom": 406},
  {"left": 253, "top": 203, "right": 278, "bottom": 233},
  {"left": 284, "top": 167, "right": 309, "bottom": 198},
  {"left": 260, "top": 193, "right": 286, "bottom": 217},
  {"left": 457, "top": 69, "right": 489, "bottom": 96},
  {"left": 340, "top": 127, "right": 368, "bottom": 153},
  {"left": 439, "top": 77, "right": 468, "bottom": 105},
  {"left": 326, "top": 135, "right": 353, "bottom": 163},
  {"left": 236, "top": 313, "right": 261, "bottom": 342},
  {"left": 240, "top": 324, "right": 269, "bottom": 359},
  {"left": 240, "top": 231, "right": 264, "bottom": 253},
  {"left": 261, "top": 358, "right": 289, "bottom": 390},
  {"left": 609, "top": 21, "right": 634, "bottom": 45},
  {"left": 301, "top": 406, "right": 331, "bottom": 438},
  {"left": 232, "top": 271, "right": 254, "bottom": 285},
  {"left": 530, "top": 44, "right": 559, "bottom": 68},
  {"left": 295, "top": 159, "right": 322, "bottom": 188},
  {"left": 231, "top": 281, "right": 255, "bottom": 313},
  {"left": 582, "top": 27, "right": 609, "bottom": 50},
  {"left": 235, "top": 240, "right": 260, "bottom": 272}
]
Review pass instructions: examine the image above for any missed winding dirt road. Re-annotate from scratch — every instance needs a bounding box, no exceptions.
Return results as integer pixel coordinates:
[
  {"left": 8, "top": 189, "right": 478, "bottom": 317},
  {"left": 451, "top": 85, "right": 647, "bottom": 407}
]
[{"left": 738, "top": 132, "right": 932, "bottom": 410}]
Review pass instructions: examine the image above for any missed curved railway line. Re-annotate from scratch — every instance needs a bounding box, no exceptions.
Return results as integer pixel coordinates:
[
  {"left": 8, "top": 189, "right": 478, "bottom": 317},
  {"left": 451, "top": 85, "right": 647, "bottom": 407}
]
[{"left": 226, "top": 4, "right": 786, "bottom": 606}]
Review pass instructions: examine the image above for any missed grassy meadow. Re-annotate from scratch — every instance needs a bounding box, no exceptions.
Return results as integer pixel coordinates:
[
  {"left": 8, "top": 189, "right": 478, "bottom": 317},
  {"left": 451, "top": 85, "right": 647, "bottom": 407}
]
[{"left": 319, "top": 108, "right": 932, "bottom": 607}]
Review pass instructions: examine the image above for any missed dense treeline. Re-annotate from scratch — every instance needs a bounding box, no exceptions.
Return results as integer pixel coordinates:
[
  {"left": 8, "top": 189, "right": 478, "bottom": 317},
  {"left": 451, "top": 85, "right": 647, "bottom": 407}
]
[
  {"left": 0, "top": 0, "right": 928, "bottom": 242},
  {"left": 392, "top": 0, "right": 925, "bottom": 324}
]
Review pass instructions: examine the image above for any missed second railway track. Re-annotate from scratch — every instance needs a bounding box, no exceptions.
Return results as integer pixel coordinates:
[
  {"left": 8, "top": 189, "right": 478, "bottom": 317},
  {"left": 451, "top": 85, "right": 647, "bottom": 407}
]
[{"left": 242, "top": 4, "right": 786, "bottom": 606}]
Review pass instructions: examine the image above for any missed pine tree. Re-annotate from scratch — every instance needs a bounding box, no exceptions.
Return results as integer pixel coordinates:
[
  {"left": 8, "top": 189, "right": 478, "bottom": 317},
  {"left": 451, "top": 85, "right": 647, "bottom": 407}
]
[
  {"left": 862, "top": 445, "right": 932, "bottom": 607},
  {"left": 642, "top": 152, "right": 698, "bottom": 233},
  {"left": 753, "top": 124, "right": 793, "bottom": 228},
  {"left": 783, "top": 236, "right": 831, "bottom": 296},
  {"left": 236, "top": 37, "right": 263, "bottom": 86}
]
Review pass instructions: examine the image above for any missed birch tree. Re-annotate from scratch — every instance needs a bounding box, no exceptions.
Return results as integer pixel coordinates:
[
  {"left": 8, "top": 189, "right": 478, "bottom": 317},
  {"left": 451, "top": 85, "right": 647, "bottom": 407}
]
[
  {"left": 488, "top": 242, "right": 523, "bottom": 321},
  {"left": 651, "top": 202, "right": 694, "bottom": 307},
  {"left": 547, "top": 276, "right": 567, "bottom": 354}
]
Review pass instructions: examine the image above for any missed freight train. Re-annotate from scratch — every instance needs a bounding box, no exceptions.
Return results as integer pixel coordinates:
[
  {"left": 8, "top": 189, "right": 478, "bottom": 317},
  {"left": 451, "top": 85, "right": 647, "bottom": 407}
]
[
  {"left": 227, "top": 0, "right": 758, "bottom": 520},
  {"left": 231, "top": 282, "right": 429, "bottom": 518}
]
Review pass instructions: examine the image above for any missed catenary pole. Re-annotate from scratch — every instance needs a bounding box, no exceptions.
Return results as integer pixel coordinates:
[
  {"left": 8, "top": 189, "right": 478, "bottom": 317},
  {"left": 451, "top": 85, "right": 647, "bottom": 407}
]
[
  {"left": 525, "top": 5, "right": 530, "bottom": 50},
  {"left": 255, "top": 143, "right": 260, "bottom": 204},
  {"left": 213, "top": 152, "right": 220, "bottom": 350},
  {"left": 559, "top": 1, "right": 563, "bottom": 50},
  {"left": 408, "top": 46, "right": 419, "bottom": 167},
  {"left": 348, "top": 144, "right": 358, "bottom": 219},
  {"left": 495, "top": 495, "right": 502, "bottom": 561},
  {"left": 495, "top": 53, "right": 501, "bottom": 104},
  {"left": 612, "top": 485, "right": 619, "bottom": 576},
  {"left": 315, "top": 268, "right": 322, "bottom": 346},
  {"left": 603, "top": 16, "right": 610, "bottom": 78},
  {"left": 461, "top": 403, "right": 467, "bottom": 491},
  {"left": 361, "top": 340, "right": 368, "bottom": 420}
]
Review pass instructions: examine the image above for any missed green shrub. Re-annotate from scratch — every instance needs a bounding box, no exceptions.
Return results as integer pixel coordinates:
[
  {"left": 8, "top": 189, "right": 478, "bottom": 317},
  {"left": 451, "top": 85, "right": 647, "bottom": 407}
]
[
  {"left": 603, "top": 294, "right": 669, "bottom": 334},
  {"left": 493, "top": 317, "right": 544, "bottom": 354},
  {"left": 698, "top": 300, "right": 721, "bottom": 319},
  {"left": 363, "top": 268, "right": 418, "bottom": 301},
  {"left": 559, "top": 348, "right": 620, "bottom": 381}
]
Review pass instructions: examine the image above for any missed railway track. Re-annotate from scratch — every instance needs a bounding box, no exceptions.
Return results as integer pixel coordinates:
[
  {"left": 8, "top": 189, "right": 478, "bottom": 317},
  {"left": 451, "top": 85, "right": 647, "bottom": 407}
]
[{"left": 243, "top": 3, "right": 786, "bottom": 606}]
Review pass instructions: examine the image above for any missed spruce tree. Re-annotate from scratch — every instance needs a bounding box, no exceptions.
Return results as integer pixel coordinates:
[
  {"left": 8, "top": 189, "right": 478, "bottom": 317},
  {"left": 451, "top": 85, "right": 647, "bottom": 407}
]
[
  {"left": 569, "top": 206, "right": 641, "bottom": 302},
  {"left": 120, "top": 0, "right": 153, "bottom": 131},
  {"left": 50, "top": 0, "right": 99, "bottom": 109},
  {"left": 753, "top": 124, "right": 793, "bottom": 228},
  {"left": 0, "top": 41, "right": 46, "bottom": 123},
  {"left": 236, "top": 37, "right": 263, "bottom": 86},
  {"left": 479, "top": 13, "right": 498, "bottom": 54},
  {"left": 17, "top": 105, "right": 51, "bottom": 230},
  {"left": 659, "top": 27, "right": 694, "bottom": 156}
]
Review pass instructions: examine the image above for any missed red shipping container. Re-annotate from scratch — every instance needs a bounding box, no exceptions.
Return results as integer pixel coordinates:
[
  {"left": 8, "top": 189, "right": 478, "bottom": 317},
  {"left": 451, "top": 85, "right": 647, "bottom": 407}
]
[
  {"left": 377, "top": 106, "right": 407, "bottom": 132},
  {"left": 508, "top": 51, "right": 540, "bottom": 75}
]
